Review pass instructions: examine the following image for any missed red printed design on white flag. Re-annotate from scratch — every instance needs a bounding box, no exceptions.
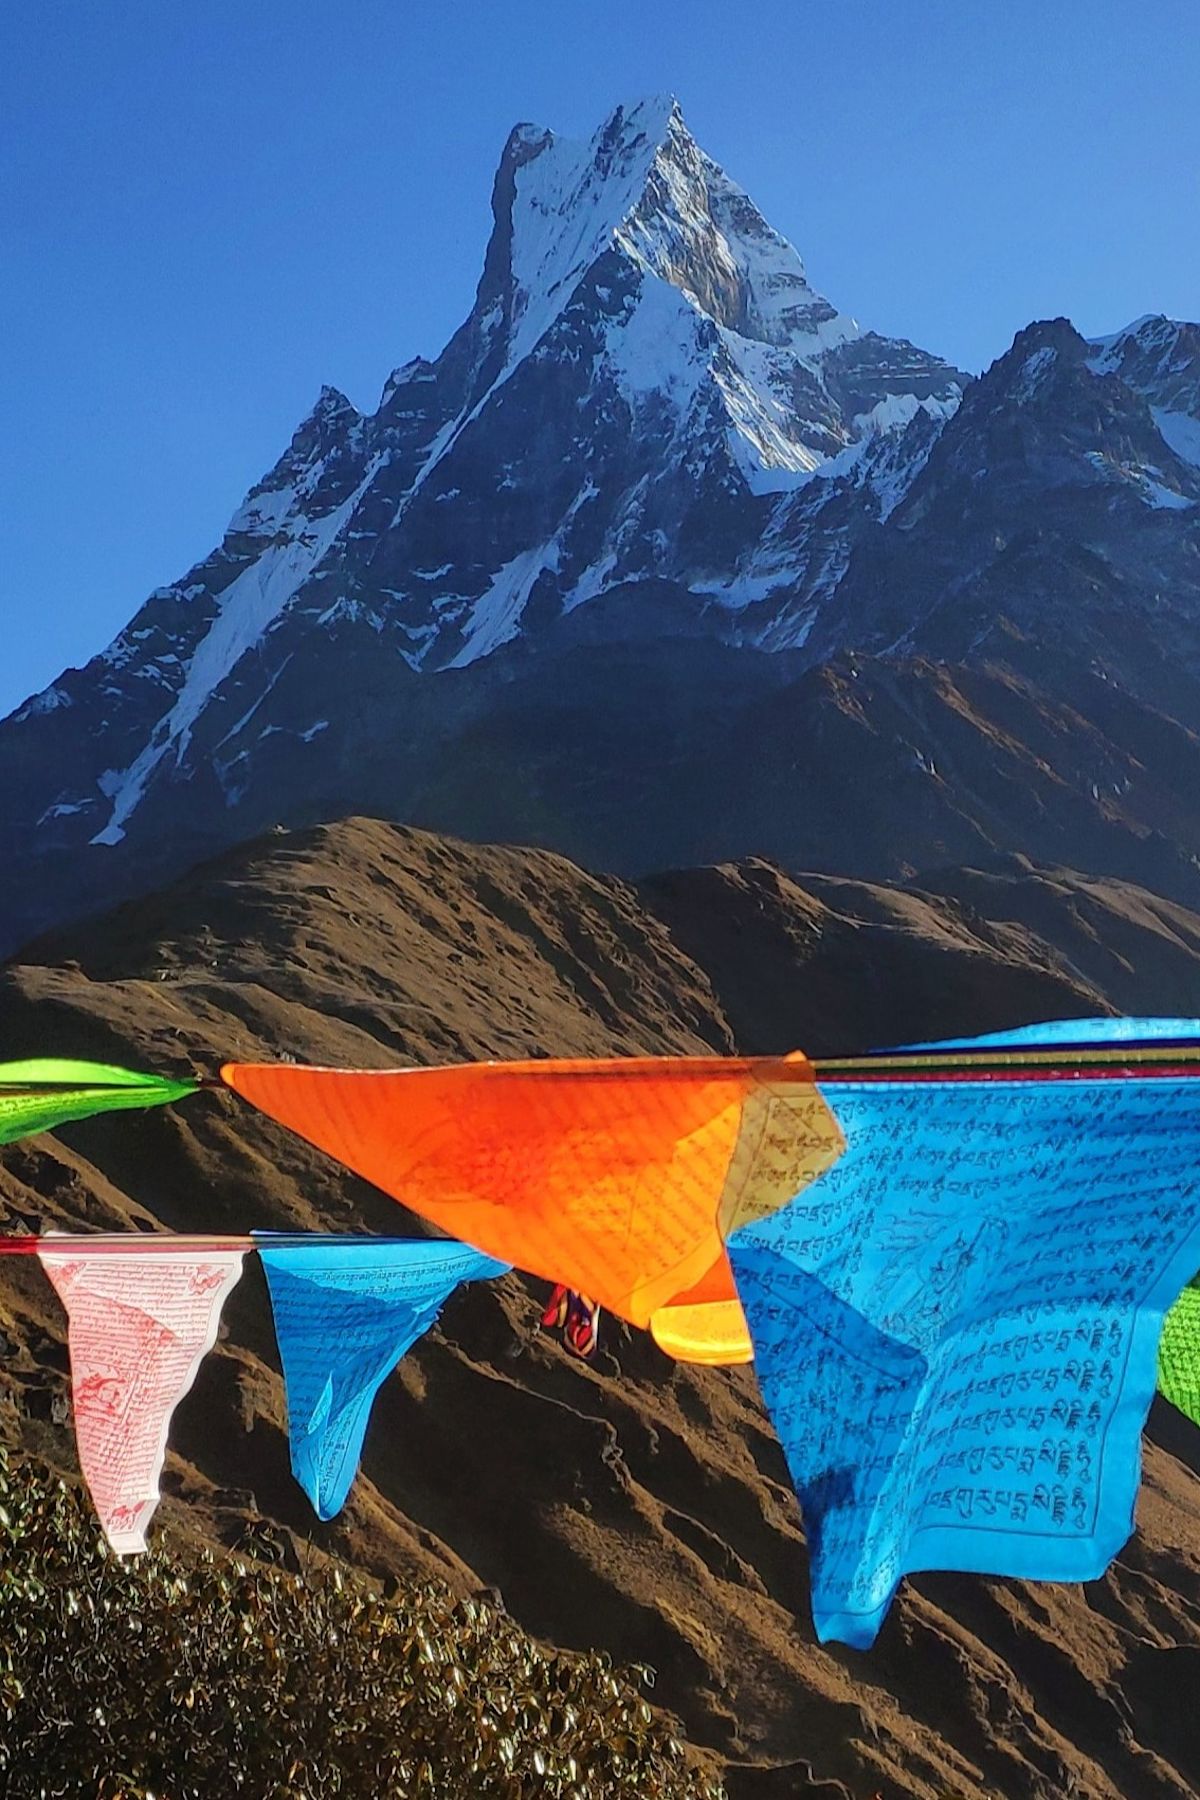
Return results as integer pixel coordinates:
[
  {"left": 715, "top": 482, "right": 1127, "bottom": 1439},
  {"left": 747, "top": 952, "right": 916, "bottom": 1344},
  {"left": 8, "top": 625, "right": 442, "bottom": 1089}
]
[{"left": 38, "top": 1245, "right": 246, "bottom": 1553}]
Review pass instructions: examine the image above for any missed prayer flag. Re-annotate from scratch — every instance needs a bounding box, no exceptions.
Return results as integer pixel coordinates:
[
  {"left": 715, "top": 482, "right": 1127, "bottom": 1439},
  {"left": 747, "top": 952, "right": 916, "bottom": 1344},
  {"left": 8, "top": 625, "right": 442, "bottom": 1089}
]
[
  {"left": 729, "top": 1019, "right": 1200, "bottom": 1648},
  {"left": 648, "top": 1256, "right": 753, "bottom": 1365},
  {"left": 38, "top": 1237, "right": 247, "bottom": 1553},
  {"left": 222, "top": 1057, "right": 844, "bottom": 1327},
  {"left": 256, "top": 1235, "right": 507, "bottom": 1519},
  {"left": 1159, "top": 1282, "right": 1200, "bottom": 1426},
  {"left": 0, "top": 1058, "right": 198, "bottom": 1146}
]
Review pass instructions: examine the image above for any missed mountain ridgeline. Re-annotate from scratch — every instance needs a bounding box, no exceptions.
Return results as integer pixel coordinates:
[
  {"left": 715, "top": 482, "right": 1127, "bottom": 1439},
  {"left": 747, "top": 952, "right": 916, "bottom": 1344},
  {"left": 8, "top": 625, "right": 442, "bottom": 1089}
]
[{"left": 3, "top": 96, "right": 1200, "bottom": 953}]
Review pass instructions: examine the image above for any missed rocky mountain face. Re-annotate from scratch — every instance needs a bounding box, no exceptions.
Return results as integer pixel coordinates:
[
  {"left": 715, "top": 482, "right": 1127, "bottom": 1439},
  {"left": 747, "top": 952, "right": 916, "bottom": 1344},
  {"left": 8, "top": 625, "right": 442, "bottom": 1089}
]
[
  {"left": 2, "top": 100, "right": 1199, "bottom": 955},
  {"left": 7, "top": 818, "right": 1200, "bottom": 1799}
]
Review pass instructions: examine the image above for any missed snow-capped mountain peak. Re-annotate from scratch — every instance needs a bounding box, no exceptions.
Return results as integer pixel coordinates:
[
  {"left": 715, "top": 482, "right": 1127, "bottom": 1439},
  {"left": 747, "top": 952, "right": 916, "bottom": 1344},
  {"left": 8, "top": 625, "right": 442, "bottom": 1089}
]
[
  {"left": 499, "top": 96, "right": 682, "bottom": 374},
  {"left": 492, "top": 102, "right": 854, "bottom": 393},
  {"left": 2, "top": 98, "right": 975, "bottom": 915},
  {"left": 1087, "top": 313, "right": 1200, "bottom": 469}
]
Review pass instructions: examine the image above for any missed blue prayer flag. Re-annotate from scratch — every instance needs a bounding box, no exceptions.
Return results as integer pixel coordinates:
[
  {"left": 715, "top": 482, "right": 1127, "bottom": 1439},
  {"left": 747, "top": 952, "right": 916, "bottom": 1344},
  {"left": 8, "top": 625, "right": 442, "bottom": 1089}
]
[
  {"left": 256, "top": 1235, "right": 508, "bottom": 1520},
  {"left": 900, "top": 1016, "right": 1200, "bottom": 1049},
  {"left": 728, "top": 1019, "right": 1200, "bottom": 1648}
]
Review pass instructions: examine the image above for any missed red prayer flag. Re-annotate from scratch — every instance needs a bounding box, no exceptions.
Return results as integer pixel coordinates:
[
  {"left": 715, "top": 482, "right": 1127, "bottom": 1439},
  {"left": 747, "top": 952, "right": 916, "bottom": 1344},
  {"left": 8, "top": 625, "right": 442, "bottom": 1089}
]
[{"left": 38, "top": 1238, "right": 247, "bottom": 1552}]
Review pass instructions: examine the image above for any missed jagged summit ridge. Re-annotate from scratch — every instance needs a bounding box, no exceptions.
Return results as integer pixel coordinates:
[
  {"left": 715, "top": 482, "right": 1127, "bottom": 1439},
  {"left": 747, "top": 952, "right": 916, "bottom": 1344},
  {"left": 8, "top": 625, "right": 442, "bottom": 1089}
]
[
  {"left": 390, "top": 95, "right": 859, "bottom": 412},
  {"left": 379, "top": 93, "right": 960, "bottom": 514},
  {"left": 1088, "top": 313, "right": 1200, "bottom": 468},
  {"left": 500, "top": 95, "right": 849, "bottom": 367}
]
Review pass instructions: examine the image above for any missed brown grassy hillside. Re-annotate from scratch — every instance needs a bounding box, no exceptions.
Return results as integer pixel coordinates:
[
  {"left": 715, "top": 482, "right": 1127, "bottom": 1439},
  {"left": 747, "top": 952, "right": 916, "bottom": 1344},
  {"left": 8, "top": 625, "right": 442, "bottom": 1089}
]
[{"left": 4, "top": 818, "right": 1200, "bottom": 1798}]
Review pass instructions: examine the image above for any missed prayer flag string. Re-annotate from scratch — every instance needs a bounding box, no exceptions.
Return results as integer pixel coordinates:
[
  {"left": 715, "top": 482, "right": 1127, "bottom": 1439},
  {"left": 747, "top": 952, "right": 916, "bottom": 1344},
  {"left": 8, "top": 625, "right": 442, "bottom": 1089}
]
[{"left": 3, "top": 1026, "right": 1200, "bottom": 1646}]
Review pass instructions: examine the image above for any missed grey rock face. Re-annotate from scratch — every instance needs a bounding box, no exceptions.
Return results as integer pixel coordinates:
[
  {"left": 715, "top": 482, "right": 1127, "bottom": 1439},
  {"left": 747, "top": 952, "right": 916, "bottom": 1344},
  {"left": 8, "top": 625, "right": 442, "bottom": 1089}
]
[{"left": 1, "top": 99, "right": 1197, "bottom": 954}]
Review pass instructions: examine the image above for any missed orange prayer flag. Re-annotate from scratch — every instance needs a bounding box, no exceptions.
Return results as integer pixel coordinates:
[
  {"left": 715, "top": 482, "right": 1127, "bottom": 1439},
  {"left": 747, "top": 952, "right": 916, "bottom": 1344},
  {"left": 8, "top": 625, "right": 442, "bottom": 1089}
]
[
  {"left": 649, "top": 1254, "right": 753, "bottom": 1365},
  {"left": 222, "top": 1056, "right": 844, "bottom": 1327}
]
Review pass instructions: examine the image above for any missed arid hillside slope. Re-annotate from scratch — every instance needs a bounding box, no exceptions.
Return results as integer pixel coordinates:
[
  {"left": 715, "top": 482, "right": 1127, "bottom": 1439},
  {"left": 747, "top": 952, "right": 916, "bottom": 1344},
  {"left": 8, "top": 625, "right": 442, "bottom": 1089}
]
[{"left": 4, "top": 817, "right": 1200, "bottom": 1800}]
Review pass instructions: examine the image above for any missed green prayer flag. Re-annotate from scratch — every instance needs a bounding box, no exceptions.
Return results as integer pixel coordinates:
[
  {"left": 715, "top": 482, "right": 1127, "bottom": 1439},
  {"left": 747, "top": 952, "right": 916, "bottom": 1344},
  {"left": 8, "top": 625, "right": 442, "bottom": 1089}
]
[
  {"left": 0, "top": 1059, "right": 199, "bottom": 1146},
  {"left": 1159, "top": 1283, "right": 1200, "bottom": 1426}
]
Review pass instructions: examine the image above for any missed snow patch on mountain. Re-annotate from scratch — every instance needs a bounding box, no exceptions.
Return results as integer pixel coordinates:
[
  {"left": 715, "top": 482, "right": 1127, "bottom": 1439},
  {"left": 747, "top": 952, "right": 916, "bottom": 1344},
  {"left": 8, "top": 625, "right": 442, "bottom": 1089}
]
[
  {"left": 507, "top": 97, "right": 674, "bottom": 376},
  {"left": 604, "top": 277, "right": 709, "bottom": 409},
  {"left": 716, "top": 333, "right": 826, "bottom": 488},
  {"left": 1015, "top": 345, "right": 1058, "bottom": 397},
  {"left": 853, "top": 392, "right": 958, "bottom": 436},
  {"left": 1088, "top": 315, "right": 1180, "bottom": 376},
  {"left": 36, "top": 797, "right": 94, "bottom": 825},
  {"left": 564, "top": 553, "right": 620, "bottom": 612},
  {"left": 1140, "top": 474, "right": 1194, "bottom": 511},
  {"left": 90, "top": 470, "right": 374, "bottom": 844},
  {"left": 444, "top": 544, "right": 559, "bottom": 668},
  {"left": 12, "top": 684, "right": 73, "bottom": 724},
  {"left": 445, "top": 479, "right": 603, "bottom": 665},
  {"left": 690, "top": 567, "right": 796, "bottom": 611},
  {"left": 228, "top": 482, "right": 300, "bottom": 536},
  {"left": 1155, "top": 408, "right": 1200, "bottom": 469},
  {"left": 603, "top": 280, "right": 825, "bottom": 490}
]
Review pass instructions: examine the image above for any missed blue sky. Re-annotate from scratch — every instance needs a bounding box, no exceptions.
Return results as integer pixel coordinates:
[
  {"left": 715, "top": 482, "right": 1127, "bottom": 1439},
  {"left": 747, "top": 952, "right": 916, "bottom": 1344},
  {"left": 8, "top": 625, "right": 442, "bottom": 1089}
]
[{"left": 3, "top": 0, "right": 1198, "bottom": 718}]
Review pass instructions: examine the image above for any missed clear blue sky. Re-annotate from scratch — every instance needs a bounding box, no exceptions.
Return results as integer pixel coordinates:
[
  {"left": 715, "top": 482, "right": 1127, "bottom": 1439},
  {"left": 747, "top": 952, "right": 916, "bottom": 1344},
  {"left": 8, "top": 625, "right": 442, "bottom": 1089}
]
[{"left": 3, "top": 0, "right": 1198, "bottom": 718}]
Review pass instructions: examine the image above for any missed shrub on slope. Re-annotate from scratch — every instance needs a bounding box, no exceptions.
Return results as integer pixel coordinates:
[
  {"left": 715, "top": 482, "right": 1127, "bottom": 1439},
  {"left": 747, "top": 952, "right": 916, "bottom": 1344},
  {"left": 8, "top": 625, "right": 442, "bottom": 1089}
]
[{"left": 0, "top": 1448, "right": 722, "bottom": 1799}]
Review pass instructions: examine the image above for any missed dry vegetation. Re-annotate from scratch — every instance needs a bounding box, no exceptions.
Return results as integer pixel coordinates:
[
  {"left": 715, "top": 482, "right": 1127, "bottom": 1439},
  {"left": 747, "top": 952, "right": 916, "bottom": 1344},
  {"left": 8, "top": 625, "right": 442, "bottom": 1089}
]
[{"left": 0, "top": 1447, "right": 724, "bottom": 1800}]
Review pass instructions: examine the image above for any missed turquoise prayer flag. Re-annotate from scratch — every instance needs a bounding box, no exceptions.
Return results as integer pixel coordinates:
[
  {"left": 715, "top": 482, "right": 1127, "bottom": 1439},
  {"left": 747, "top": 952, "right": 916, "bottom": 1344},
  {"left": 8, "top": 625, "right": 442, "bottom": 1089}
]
[
  {"left": 256, "top": 1235, "right": 508, "bottom": 1520},
  {"left": 729, "top": 1018, "right": 1200, "bottom": 1648}
]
